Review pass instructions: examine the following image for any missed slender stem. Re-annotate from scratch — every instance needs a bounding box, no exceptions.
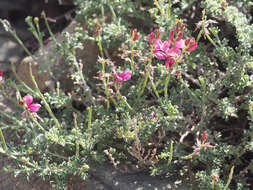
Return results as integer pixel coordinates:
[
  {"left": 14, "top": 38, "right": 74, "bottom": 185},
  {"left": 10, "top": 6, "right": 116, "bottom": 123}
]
[
  {"left": 168, "top": 140, "right": 173, "bottom": 166},
  {"left": 164, "top": 67, "right": 171, "bottom": 99},
  {"left": 29, "top": 64, "right": 61, "bottom": 129},
  {"left": 73, "top": 113, "right": 79, "bottom": 160},
  {"left": 167, "top": 0, "right": 171, "bottom": 18},
  {"left": 0, "top": 19, "right": 36, "bottom": 60},
  {"left": 138, "top": 44, "right": 154, "bottom": 98},
  {"left": 28, "top": 112, "right": 46, "bottom": 132},
  {"left": 109, "top": 5, "right": 117, "bottom": 21},
  {"left": 34, "top": 17, "right": 51, "bottom": 75},
  {"left": 121, "top": 95, "right": 134, "bottom": 113},
  {"left": 41, "top": 11, "right": 57, "bottom": 43},
  {"left": 154, "top": 0, "right": 165, "bottom": 16},
  {"left": 150, "top": 78, "right": 160, "bottom": 99},
  {"left": 0, "top": 128, "right": 8, "bottom": 152},
  {"left": 206, "top": 33, "right": 218, "bottom": 48},
  {"left": 180, "top": 76, "right": 200, "bottom": 103},
  {"left": 224, "top": 166, "right": 234, "bottom": 190},
  {"left": 11, "top": 61, "right": 34, "bottom": 93},
  {"left": 88, "top": 107, "right": 92, "bottom": 131},
  {"left": 130, "top": 38, "right": 135, "bottom": 73},
  {"left": 0, "top": 83, "right": 23, "bottom": 108},
  {"left": 211, "top": 181, "right": 215, "bottom": 190}
]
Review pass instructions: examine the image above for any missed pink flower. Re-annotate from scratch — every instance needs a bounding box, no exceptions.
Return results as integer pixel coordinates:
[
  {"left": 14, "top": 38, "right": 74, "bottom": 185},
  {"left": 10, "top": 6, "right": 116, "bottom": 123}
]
[
  {"left": 93, "top": 24, "right": 102, "bottom": 36},
  {"left": 185, "top": 38, "right": 198, "bottom": 52},
  {"left": 19, "top": 95, "right": 41, "bottom": 112},
  {"left": 201, "top": 131, "right": 208, "bottom": 142},
  {"left": 113, "top": 70, "right": 132, "bottom": 83},
  {"left": 130, "top": 29, "right": 138, "bottom": 41},
  {"left": 154, "top": 40, "right": 182, "bottom": 68},
  {"left": 149, "top": 32, "right": 154, "bottom": 45},
  {"left": 0, "top": 70, "right": 3, "bottom": 82},
  {"left": 154, "top": 39, "right": 170, "bottom": 60},
  {"left": 169, "top": 30, "right": 175, "bottom": 42}
]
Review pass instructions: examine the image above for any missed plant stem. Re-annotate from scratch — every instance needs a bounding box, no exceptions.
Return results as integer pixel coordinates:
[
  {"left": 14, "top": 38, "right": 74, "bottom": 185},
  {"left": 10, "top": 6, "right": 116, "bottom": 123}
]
[
  {"left": 0, "top": 19, "right": 36, "bottom": 60},
  {"left": 154, "top": 0, "right": 165, "bottom": 16},
  {"left": 88, "top": 106, "right": 92, "bottom": 131},
  {"left": 138, "top": 44, "right": 154, "bottom": 98},
  {"left": 121, "top": 95, "right": 134, "bottom": 113},
  {"left": 73, "top": 113, "right": 79, "bottom": 160},
  {"left": 11, "top": 61, "right": 34, "bottom": 93},
  {"left": 164, "top": 68, "right": 171, "bottom": 99},
  {"left": 29, "top": 63, "right": 61, "bottom": 129},
  {"left": 41, "top": 11, "right": 57, "bottom": 43},
  {"left": 180, "top": 76, "right": 200, "bottom": 103},
  {"left": 0, "top": 128, "right": 8, "bottom": 152},
  {"left": 224, "top": 166, "right": 234, "bottom": 190},
  {"left": 168, "top": 140, "right": 173, "bottom": 166},
  {"left": 29, "top": 112, "right": 46, "bottom": 132},
  {"left": 130, "top": 38, "right": 135, "bottom": 73}
]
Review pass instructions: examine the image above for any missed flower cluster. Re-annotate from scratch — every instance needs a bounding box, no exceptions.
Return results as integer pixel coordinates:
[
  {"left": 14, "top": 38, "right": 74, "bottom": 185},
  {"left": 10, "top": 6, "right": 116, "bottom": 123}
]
[
  {"left": 152, "top": 22, "right": 198, "bottom": 68},
  {"left": 113, "top": 70, "right": 131, "bottom": 83}
]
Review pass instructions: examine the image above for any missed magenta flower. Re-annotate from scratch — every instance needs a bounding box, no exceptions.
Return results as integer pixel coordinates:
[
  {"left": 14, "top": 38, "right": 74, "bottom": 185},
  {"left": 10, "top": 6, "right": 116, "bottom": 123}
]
[
  {"left": 0, "top": 70, "right": 3, "bottom": 83},
  {"left": 201, "top": 131, "right": 208, "bottom": 142},
  {"left": 185, "top": 38, "right": 198, "bottom": 52},
  {"left": 130, "top": 29, "right": 138, "bottom": 41},
  {"left": 19, "top": 95, "right": 41, "bottom": 112},
  {"left": 154, "top": 39, "right": 182, "bottom": 68},
  {"left": 113, "top": 70, "right": 132, "bottom": 83},
  {"left": 149, "top": 32, "right": 154, "bottom": 45}
]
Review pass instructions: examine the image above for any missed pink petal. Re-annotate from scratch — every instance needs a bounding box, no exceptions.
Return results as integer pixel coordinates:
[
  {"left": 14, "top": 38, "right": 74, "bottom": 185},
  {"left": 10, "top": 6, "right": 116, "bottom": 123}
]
[
  {"left": 162, "top": 41, "right": 171, "bottom": 50},
  {"left": 165, "top": 58, "right": 175, "bottom": 68},
  {"left": 0, "top": 70, "right": 3, "bottom": 76},
  {"left": 154, "top": 39, "right": 163, "bottom": 50},
  {"left": 186, "top": 42, "right": 198, "bottom": 52},
  {"left": 28, "top": 104, "right": 41, "bottom": 112},
  {"left": 113, "top": 71, "right": 122, "bottom": 83},
  {"left": 23, "top": 95, "right": 33, "bottom": 106},
  {"left": 154, "top": 50, "right": 167, "bottom": 60},
  {"left": 119, "top": 71, "right": 131, "bottom": 81},
  {"left": 175, "top": 39, "right": 185, "bottom": 49},
  {"left": 176, "top": 32, "right": 183, "bottom": 41},
  {"left": 149, "top": 32, "right": 154, "bottom": 44},
  {"left": 169, "top": 30, "right": 175, "bottom": 42}
]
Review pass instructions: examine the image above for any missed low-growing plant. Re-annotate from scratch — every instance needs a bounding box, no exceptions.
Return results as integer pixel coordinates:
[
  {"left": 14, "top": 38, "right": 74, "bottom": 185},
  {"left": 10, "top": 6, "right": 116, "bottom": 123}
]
[{"left": 0, "top": 0, "right": 253, "bottom": 189}]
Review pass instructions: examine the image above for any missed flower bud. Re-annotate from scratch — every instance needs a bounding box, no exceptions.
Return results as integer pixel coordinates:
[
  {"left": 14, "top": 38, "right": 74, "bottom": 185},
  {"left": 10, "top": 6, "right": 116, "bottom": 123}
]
[
  {"left": 130, "top": 29, "right": 138, "bottom": 41},
  {"left": 169, "top": 30, "right": 175, "bottom": 42},
  {"left": 81, "top": 164, "right": 90, "bottom": 172},
  {"left": 149, "top": 32, "right": 154, "bottom": 45},
  {"left": 201, "top": 131, "right": 208, "bottom": 142}
]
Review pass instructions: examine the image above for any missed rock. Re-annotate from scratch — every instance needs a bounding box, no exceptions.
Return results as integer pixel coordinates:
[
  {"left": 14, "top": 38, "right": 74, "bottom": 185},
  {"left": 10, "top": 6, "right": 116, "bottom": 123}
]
[
  {"left": 87, "top": 163, "right": 188, "bottom": 190},
  {"left": 17, "top": 56, "right": 53, "bottom": 91}
]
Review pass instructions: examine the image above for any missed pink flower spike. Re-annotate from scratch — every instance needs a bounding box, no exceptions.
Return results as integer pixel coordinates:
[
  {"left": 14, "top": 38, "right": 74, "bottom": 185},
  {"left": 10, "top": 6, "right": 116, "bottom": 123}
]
[
  {"left": 23, "top": 95, "right": 41, "bottom": 112},
  {"left": 130, "top": 29, "right": 138, "bottom": 41},
  {"left": 185, "top": 38, "right": 198, "bottom": 52},
  {"left": 176, "top": 32, "right": 183, "bottom": 41},
  {"left": 0, "top": 70, "right": 3, "bottom": 76},
  {"left": 186, "top": 42, "right": 198, "bottom": 52},
  {"left": 201, "top": 131, "right": 208, "bottom": 142},
  {"left": 149, "top": 32, "right": 154, "bottom": 45},
  {"left": 169, "top": 30, "right": 175, "bottom": 42},
  {"left": 119, "top": 70, "right": 131, "bottom": 81}
]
